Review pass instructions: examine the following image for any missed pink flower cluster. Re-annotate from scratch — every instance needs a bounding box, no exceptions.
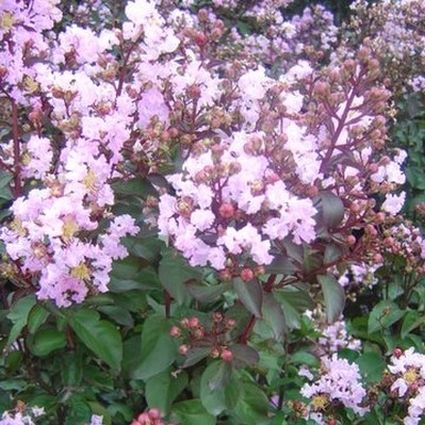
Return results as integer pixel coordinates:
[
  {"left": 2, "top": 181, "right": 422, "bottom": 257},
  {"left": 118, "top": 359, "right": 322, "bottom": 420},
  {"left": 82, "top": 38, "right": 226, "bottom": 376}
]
[
  {"left": 131, "top": 409, "right": 168, "bottom": 425},
  {"left": 301, "top": 355, "right": 368, "bottom": 424},
  {"left": 0, "top": 0, "right": 145, "bottom": 306},
  {"left": 158, "top": 128, "right": 317, "bottom": 272},
  {"left": 0, "top": 406, "right": 44, "bottom": 425},
  {"left": 317, "top": 318, "right": 361, "bottom": 354},
  {"left": 388, "top": 348, "right": 425, "bottom": 425}
]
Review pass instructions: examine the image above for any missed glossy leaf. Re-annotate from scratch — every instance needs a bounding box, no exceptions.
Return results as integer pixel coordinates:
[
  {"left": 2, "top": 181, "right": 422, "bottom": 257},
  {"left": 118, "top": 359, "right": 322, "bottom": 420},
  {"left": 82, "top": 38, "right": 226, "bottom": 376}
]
[
  {"left": 146, "top": 369, "right": 188, "bottom": 414},
  {"left": 7, "top": 295, "right": 37, "bottom": 346},
  {"left": 318, "top": 274, "right": 345, "bottom": 323},
  {"left": 233, "top": 278, "right": 263, "bottom": 318},
  {"left": 133, "top": 315, "right": 177, "bottom": 380},
  {"left": 69, "top": 309, "right": 123, "bottom": 370}
]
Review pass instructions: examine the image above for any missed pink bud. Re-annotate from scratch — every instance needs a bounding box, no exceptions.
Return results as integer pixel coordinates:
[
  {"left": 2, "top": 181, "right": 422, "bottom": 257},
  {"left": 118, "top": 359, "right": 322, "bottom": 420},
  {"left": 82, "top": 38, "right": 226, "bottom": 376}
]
[
  {"left": 240, "top": 268, "right": 254, "bottom": 282},
  {"left": 221, "top": 349, "right": 233, "bottom": 363},
  {"left": 219, "top": 203, "right": 235, "bottom": 219}
]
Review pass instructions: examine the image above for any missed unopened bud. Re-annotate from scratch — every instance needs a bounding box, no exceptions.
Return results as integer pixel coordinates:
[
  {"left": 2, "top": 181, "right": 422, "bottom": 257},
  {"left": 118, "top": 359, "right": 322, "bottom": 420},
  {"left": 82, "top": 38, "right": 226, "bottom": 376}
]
[
  {"left": 219, "top": 203, "right": 235, "bottom": 219},
  {"left": 240, "top": 268, "right": 254, "bottom": 282},
  {"left": 221, "top": 349, "right": 233, "bottom": 363},
  {"left": 179, "top": 344, "right": 190, "bottom": 355}
]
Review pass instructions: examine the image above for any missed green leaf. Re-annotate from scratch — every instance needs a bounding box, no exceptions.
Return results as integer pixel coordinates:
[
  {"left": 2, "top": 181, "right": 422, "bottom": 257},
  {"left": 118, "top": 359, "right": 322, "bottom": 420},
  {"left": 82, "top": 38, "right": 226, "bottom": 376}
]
[
  {"left": 133, "top": 315, "right": 177, "bottom": 380},
  {"left": 69, "top": 309, "right": 123, "bottom": 370},
  {"left": 30, "top": 328, "right": 66, "bottom": 356},
  {"left": 110, "top": 259, "right": 160, "bottom": 293},
  {"left": 186, "top": 281, "right": 231, "bottom": 304},
  {"left": 324, "top": 244, "right": 343, "bottom": 264},
  {"left": 171, "top": 400, "right": 215, "bottom": 425},
  {"left": 122, "top": 334, "right": 142, "bottom": 377},
  {"left": 159, "top": 248, "right": 202, "bottom": 305},
  {"left": 259, "top": 293, "right": 287, "bottom": 341},
  {"left": 356, "top": 352, "right": 386, "bottom": 383},
  {"left": 230, "top": 344, "right": 259, "bottom": 368},
  {"left": 146, "top": 369, "right": 188, "bottom": 415},
  {"left": 318, "top": 274, "right": 345, "bottom": 323},
  {"left": 233, "top": 278, "right": 263, "bottom": 318},
  {"left": 267, "top": 255, "right": 296, "bottom": 275},
  {"left": 183, "top": 346, "right": 211, "bottom": 368},
  {"left": 66, "top": 395, "right": 91, "bottom": 425},
  {"left": 61, "top": 352, "right": 83, "bottom": 387},
  {"left": 232, "top": 382, "right": 270, "bottom": 425},
  {"left": 274, "top": 285, "right": 314, "bottom": 329},
  {"left": 401, "top": 310, "right": 425, "bottom": 339},
  {"left": 200, "top": 361, "right": 230, "bottom": 415},
  {"left": 27, "top": 305, "right": 50, "bottom": 334},
  {"left": 315, "top": 191, "right": 344, "bottom": 228},
  {"left": 0, "top": 171, "right": 12, "bottom": 200},
  {"left": 98, "top": 305, "right": 134, "bottom": 327},
  {"left": 7, "top": 295, "right": 37, "bottom": 346},
  {"left": 289, "top": 351, "right": 319, "bottom": 367},
  {"left": 112, "top": 177, "right": 157, "bottom": 197},
  {"left": 368, "top": 301, "right": 404, "bottom": 334}
]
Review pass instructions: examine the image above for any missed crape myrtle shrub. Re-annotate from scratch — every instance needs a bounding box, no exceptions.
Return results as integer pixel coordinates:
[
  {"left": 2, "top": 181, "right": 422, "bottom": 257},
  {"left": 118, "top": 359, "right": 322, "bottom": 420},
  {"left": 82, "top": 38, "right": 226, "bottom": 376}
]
[{"left": 0, "top": 0, "right": 424, "bottom": 424}]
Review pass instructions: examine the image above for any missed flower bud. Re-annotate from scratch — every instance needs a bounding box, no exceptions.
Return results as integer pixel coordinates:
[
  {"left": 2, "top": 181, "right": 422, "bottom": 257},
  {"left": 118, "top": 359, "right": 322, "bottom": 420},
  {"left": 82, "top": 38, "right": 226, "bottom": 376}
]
[
  {"left": 240, "top": 268, "right": 254, "bottom": 282},
  {"left": 347, "top": 235, "right": 356, "bottom": 246},
  {"left": 148, "top": 409, "right": 161, "bottom": 420},
  {"left": 170, "top": 326, "right": 181, "bottom": 337},
  {"left": 219, "top": 202, "right": 235, "bottom": 219},
  {"left": 221, "top": 349, "right": 233, "bottom": 363},
  {"left": 179, "top": 344, "right": 190, "bottom": 355},
  {"left": 188, "top": 317, "right": 200, "bottom": 328}
]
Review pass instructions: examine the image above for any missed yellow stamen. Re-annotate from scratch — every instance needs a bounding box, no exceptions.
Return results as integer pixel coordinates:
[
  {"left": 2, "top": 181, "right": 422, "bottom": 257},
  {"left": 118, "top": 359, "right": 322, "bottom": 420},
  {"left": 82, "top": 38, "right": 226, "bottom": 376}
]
[
  {"left": 312, "top": 395, "right": 329, "bottom": 411},
  {"left": 11, "top": 219, "right": 27, "bottom": 237},
  {"left": 23, "top": 76, "right": 40, "bottom": 94},
  {"left": 0, "top": 12, "right": 15, "bottom": 30},
  {"left": 62, "top": 216, "right": 79, "bottom": 240},
  {"left": 404, "top": 368, "right": 419, "bottom": 384},
  {"left": 83, "top": 169, "right": 97, "bottom": 192},
  {"left": 70, "top": 263, "right": 90, "bottom": 281}
]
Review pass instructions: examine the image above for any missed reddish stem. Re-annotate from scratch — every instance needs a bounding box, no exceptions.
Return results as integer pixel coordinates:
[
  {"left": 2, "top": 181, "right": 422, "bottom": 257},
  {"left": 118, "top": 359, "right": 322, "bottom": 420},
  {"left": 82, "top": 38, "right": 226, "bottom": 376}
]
[
  {"left": 239, "top": 314, "right": 256, "bottom": 344},
  {"left": 164, "top": 290, "right": 172, "bottom": 318},
  {"left": 264, "top": 274, "right": 276, "bottom": 293}
]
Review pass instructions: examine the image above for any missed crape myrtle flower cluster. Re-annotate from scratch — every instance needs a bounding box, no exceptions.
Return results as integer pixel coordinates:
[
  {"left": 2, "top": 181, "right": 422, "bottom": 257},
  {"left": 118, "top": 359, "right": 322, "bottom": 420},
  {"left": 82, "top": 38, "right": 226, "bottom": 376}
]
[
  {"left": 341, "top": 0, "right": 425, "bottom": 92},
  {"left": 300, "top": 354, "right": 369, "bottom": 424},
  {"left": 130, "top": 408, "right": 173, "bottom": 425},
  {"left": 382, "top": 348, "right": 425, "bottom": 425},
  {"left": 0, "top": 404, "right": 44, "bottom": 425},
  {"left": 0, "top": 0, "right": 419, "bottom": 306},
  {"left": 157, "top": 45, "right": 408, "bottom": 280}
]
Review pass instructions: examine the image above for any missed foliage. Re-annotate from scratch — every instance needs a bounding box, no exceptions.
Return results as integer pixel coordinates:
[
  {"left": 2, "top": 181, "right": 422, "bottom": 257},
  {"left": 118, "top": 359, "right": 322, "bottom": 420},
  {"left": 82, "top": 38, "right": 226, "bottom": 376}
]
[{"left": 0, "top": 0, "right": 424, "bottom": 424}]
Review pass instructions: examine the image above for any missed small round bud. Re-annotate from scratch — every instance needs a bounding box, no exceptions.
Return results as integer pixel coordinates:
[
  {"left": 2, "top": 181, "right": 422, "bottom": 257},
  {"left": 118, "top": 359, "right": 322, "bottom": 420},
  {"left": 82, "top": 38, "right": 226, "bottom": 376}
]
[
  {"left": 225, "top": 318, "right": 236, "bottom": 329},
  {"left": 373, "top": 253, "right": 384, "bottom": 263},
  {"left": 393, "top": 348, "right": 403, "bottom": 358},
  {"left": 188, "top": 317, "right": 200, "bottom": 328},
  {"left": 179, "top": 344, "right": 190, "bottom": 355},
  {"left": 219, "top": 203, "right": 235, "bottom": 219},
  {"left": 180, "top": 318, "right": 190, "bottom": 328},
  {"left": 137, "top": 413, "right": 150, "bottom": 423},
  {"left": 210, "top": 347, "right": 220, "bottom": 358},
  {"left": 347, "top": 235, "right": 356, "bottom": 246},
  {"left": 213, "top": 312, "right": 223, "bottom": 323},
  {"left": 148, "top": 409, "right": 161, "bottom": 420},
  {"left": 240, "top": 268, "right": 254, "bottom": 282},
  {"left": 219, "top": 269, "right": 232, "bottom": 281},
  {"left": 221, "top": 349, "right": 233, "bottom": 363},
  {"left": 375, "top": 210, "right": 385, "bottom": 221},
  {"left": 170, "top": 326, "right": 181, "bottom": 337}
]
